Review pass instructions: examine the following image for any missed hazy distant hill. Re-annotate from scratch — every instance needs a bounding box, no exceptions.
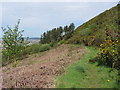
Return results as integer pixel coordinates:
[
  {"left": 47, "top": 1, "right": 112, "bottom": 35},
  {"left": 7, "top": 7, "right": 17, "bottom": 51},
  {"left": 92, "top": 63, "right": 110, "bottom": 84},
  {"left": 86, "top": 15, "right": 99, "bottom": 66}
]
[
  {"left": 25, "top": 37, "right": 40, "bottom": 44},
  {"left": 68, "top": 4, "right": 120, "bottom": 46},
  {"left": 24, "top": 37, "right": 40, "bottom": 40}
]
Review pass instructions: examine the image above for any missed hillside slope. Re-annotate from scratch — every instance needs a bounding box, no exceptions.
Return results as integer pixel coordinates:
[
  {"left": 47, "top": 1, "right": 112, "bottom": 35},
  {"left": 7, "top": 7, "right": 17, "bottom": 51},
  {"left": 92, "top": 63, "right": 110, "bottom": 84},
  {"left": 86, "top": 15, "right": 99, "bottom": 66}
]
[
  {"left": 68, "top": 4, "right": 120, "bottom": 46},
  {"left": 2, "top": 44, "right": 87, "bottom": 88}
]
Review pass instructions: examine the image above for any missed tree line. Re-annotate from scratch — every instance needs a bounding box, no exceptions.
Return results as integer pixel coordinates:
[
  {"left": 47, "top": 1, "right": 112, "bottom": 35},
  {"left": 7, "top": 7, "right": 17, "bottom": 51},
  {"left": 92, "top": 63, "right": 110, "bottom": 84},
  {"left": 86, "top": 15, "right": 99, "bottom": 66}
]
[{"left": 40, "top": 23, "right": 75, "bottom": 44}]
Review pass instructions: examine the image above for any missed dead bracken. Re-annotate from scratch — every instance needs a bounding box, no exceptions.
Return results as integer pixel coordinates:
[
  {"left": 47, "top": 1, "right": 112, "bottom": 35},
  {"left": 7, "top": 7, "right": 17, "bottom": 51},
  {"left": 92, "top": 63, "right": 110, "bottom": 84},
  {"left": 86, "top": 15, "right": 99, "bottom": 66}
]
[{"left": 2, "top": 44, "right": 87, "bottom": 88}]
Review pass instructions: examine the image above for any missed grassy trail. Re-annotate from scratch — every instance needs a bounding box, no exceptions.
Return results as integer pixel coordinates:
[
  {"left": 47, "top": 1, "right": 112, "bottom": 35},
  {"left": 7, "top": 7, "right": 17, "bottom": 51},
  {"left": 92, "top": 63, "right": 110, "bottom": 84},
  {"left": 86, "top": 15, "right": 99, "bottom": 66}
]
[{"left": 56, "top": 47, "right": 118, "bottom": 88}]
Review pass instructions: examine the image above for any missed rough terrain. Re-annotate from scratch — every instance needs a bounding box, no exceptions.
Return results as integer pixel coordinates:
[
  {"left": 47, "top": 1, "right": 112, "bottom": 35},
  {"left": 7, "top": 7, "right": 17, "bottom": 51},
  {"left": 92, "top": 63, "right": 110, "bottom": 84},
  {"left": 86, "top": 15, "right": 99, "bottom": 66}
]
[{"left": 2, "top": 44, "right": 88, "bottom": 88}]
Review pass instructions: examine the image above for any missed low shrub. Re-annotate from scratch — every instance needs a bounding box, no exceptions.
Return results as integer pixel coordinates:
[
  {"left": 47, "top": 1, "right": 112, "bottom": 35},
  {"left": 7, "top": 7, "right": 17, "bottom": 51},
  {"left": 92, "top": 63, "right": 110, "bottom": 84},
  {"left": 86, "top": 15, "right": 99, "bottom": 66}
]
[
  {"left": 49, "top": 41, "right": 56, "bottom": 47},
  {"left": 59, "top": 40, "right": 66, "bottom": 44},
  {"left": 30, "top": 44, "right": 40, "bottom": 53},
  {"left": 23, "top": 43, "right": 51, "bottom": 54},
  {"left": 23, "top": 44, "right": 40, "bottom": 54},
  {"left": 2, "top": 43, "right": 51, "bottom": 66},
  {"left": 39, "top": 44, "right": 51, "bottom": 52},
  {"left": 93, "top": 36, "right": 120, "bottom": 70}
]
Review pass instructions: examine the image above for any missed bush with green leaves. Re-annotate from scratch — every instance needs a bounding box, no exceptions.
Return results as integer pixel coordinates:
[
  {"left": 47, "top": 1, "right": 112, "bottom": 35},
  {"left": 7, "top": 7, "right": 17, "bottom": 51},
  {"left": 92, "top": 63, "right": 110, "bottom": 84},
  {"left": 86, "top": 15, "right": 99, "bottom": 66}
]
[
  {"left": 49, "top": 41, "right": 56, "bottom": 47},
  {"left": 2, "top": 20, "right": 27, "bottom": 65},
  {"left": 39, "top": 44, "right": 51, "bottom": 52},
  {"left": 23, "top": 43, "right": 51, "bottom": 54},
  {"left": 27, "top": 44, "right": 40, "bottom": 54},
  {"left": 59, "top": 40, "right": 66, "bottom": 44}
]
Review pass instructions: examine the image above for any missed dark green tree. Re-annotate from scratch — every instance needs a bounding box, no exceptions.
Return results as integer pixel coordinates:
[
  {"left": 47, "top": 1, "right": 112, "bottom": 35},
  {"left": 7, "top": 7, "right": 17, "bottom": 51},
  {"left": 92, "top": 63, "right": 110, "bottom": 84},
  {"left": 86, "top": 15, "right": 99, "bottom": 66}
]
[
  {"left": 69, "top": 23, "right": 75, "bottom": 33},
  {"left": 40, "top": 23, "right": 75, "bottom": 44},
  {"left": 64, "top": 23, "right": 75, "bottom": 40},
  {"left": 64, "top": 25, "right": 69, "bottom": 34}
]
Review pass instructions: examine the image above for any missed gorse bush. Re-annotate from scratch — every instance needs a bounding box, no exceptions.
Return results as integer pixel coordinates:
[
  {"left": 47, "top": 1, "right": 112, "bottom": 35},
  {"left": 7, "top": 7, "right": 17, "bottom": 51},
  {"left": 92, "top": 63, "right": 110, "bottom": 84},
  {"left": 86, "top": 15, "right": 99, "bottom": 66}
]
[{"left": 95, "top": 36, "right": 120, "bottom": 70}]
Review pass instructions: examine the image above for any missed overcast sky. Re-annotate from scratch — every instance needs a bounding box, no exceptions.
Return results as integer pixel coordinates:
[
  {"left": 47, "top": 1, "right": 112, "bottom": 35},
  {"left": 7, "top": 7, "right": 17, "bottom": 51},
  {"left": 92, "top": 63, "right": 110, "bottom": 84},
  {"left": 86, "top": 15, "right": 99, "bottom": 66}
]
[{"left": 0, "top": 1, "right": 118, "bottom": 37}]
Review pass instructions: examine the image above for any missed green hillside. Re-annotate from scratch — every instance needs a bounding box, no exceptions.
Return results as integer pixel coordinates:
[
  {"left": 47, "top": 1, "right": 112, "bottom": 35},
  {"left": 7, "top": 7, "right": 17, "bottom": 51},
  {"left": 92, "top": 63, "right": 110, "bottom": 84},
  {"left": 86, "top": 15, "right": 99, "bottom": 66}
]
[
  {"left": 2, "top": 3, "right": 120, "bottom": 88},
  {"left": 68, "top": 4, "right": 120, "bottom": 46}
]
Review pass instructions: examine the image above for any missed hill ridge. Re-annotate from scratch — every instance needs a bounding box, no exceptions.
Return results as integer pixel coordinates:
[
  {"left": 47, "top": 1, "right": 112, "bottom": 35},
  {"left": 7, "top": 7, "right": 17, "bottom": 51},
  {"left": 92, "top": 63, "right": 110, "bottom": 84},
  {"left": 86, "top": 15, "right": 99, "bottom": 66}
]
[{"left": 68, "top": 4, "right": 119, "bottom": 46}]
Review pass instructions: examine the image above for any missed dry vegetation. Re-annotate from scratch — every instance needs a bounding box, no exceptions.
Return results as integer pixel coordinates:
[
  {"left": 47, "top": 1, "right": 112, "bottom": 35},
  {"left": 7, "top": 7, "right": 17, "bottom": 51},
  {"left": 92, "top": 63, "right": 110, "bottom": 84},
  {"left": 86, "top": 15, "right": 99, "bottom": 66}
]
[{"left": 2, "top": 44, "right": 87, "bottom": 88}]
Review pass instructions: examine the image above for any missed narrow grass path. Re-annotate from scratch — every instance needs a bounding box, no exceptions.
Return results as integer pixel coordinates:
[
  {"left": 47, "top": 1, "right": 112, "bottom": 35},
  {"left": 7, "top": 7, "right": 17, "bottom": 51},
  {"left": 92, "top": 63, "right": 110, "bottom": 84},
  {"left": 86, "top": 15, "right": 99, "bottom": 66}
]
[{"left": 56, "top": 47, "right": 118, "bottom": 88}]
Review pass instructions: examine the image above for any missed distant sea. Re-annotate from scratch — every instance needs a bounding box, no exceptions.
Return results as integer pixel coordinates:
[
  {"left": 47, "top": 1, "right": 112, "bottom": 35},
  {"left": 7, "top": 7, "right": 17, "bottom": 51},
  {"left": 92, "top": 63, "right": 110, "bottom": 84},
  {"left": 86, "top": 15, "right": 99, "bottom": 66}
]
[
  {"left": 0, "top": 37, "right": 40, "bottom": 48},
  {"left": 27, "top": 37, "right": 40, "bottom": 40},
  {"left": 0, "top": 37, "right": 40, "bottom": 41}
]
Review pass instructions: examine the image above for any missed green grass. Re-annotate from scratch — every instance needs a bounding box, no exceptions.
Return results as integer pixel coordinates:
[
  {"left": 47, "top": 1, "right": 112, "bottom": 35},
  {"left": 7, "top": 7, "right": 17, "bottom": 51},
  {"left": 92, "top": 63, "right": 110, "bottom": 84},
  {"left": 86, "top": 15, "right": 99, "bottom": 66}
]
[{"left": 56, "top": 47, "right": 118, "bottom": 88}]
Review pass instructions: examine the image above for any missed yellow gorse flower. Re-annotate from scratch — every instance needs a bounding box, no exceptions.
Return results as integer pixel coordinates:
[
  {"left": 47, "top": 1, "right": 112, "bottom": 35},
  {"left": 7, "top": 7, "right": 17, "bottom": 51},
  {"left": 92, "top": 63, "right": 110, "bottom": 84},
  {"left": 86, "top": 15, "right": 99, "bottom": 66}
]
[
  {"left": 112, "top": 50, "right": 115, "bottom": 52},
  {"left": 100, "top": 44, "right": 103, "bottom": 47}
]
